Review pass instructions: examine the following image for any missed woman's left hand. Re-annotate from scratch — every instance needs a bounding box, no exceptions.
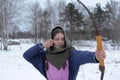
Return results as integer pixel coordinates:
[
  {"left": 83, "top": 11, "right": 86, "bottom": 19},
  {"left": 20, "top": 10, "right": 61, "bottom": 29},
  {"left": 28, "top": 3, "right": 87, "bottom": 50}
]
[{"left": 95, "top": 50, "right": 106, "bottom": 61}]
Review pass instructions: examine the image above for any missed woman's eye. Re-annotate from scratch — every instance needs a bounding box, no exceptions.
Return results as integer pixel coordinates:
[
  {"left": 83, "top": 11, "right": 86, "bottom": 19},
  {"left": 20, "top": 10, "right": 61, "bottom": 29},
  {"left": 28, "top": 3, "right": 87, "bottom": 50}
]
[
  {"left": 55, "top": 38, "right": 64, "bottom": 41},
  {"left": 56, "top": 38, "right": 59, "bottom": 41}
]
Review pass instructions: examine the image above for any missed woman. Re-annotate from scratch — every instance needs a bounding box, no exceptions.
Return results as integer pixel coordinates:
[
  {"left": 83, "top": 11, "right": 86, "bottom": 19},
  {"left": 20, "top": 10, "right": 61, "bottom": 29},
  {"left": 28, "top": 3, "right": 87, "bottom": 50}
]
[{"left": 23, "top": 26, "right": 106, "bottom": 80}]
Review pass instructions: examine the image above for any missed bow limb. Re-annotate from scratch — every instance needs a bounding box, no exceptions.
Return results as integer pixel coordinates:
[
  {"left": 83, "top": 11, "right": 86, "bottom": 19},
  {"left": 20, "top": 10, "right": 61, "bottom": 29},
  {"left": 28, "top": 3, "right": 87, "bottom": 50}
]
[{"left": 77, "top": 0, "right": 105, "bottom": 80}]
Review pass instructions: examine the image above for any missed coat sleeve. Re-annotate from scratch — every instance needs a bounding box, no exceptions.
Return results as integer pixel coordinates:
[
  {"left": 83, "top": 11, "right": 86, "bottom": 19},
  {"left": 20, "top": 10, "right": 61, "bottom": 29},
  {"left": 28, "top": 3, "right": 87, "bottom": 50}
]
[
  {"left": 23, "top": 44, "right": 46, "bottom": 76},
  {"left": 23, "top": 43, "right": 45, "bottom": 63},
  {"left": 70, "top": 49, "right": 99, "bottom": 66}
]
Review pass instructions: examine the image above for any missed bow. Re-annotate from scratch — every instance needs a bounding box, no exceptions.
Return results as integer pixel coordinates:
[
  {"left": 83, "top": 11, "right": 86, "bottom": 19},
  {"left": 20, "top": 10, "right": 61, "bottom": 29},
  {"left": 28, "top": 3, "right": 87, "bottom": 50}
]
[{"left": 77, "top": 0, "right": 105, "bottom": 80}]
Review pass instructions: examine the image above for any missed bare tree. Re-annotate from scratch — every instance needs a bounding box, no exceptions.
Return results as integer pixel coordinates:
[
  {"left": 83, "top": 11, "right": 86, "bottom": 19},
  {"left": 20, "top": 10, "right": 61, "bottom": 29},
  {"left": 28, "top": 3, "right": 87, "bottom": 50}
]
[
  {"left": 104, "top": 0, "right": 120, "bottom": 45},
  {"left": 0, "top": 0, "right": 3, "bottom": 49},
  {"left": 0, "top": 0, "right": 22, "bottom": 50},
  {"left": 57, "top": 0, "right": 66, "bottom": 29},
  {"left": 28, "top": 1, "right": 40, "bottom": 43},
  {"left": 1, "top": 0, "right": 9, "bottom": 50}
]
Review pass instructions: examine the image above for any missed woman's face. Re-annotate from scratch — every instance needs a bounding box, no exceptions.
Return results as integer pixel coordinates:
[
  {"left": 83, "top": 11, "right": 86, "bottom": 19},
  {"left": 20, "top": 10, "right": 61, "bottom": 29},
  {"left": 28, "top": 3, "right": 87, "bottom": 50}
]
[{"left": 53, "top": 33, "right": 65, "bottom": 48}]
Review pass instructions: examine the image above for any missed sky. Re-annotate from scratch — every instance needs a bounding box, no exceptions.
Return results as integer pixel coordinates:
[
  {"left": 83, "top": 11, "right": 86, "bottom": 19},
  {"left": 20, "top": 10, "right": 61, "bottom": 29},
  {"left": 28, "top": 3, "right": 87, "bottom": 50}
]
[
  {"left": 31, "top": 0, "right": 120, "bottom": 7},
  {"left": 73, "top": 0, "right": 120, "bottom": 7}
]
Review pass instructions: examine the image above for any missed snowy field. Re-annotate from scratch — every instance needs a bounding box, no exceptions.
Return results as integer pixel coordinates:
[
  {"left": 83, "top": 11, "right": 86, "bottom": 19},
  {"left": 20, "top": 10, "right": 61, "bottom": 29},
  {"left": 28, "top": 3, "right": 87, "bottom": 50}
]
[{"left": 0, "top": 40, "right": 120, "bottom": 80}]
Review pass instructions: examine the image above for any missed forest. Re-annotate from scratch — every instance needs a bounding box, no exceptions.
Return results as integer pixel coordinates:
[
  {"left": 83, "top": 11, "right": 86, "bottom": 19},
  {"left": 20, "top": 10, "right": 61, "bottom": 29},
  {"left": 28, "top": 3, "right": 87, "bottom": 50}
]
[{"left": 0, "top": 0, "right": 120, "bottom": 50}]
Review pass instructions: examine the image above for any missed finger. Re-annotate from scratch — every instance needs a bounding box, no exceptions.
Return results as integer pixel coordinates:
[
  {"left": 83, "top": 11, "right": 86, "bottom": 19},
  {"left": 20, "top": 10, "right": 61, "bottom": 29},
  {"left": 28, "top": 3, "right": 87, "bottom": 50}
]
[
  {"left": 49, "top": 39, "right": 54, "bottom": 45},
  {"left": 49, "top": 39, "right": 54, "bottom": 42},
  {"left": 97, "top": 50, "right": 105, "bottom": 55},
  {"left": 46, "top": 43, "right": 50, "bottom": 48},
  {"left": 49, "top": 39, "right": 54, "bottom": 46},
  {"left": 102, "top": 53, "right": 106, "bottom": 59},
  {"left": 46, "top": 41, "right": 50, "bottom": 48},
  {"left": 47, "top": 42, "right": 52, "bottom": 47},
  {"left": 50, "top": 42, "right": 53, "bottom": 46},
  {"left": 97, "top": 53, "right": 106, "bottom": 60},
  {"left": 96, "top": 50, "right": 104, "bottom": 60}
]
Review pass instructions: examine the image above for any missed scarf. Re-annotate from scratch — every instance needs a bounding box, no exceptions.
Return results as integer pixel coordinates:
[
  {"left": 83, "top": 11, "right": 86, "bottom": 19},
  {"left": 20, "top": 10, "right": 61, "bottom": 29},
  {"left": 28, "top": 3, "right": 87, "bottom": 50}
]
[{"left": 45, "top": 37, "right": 74, "bottom": 69}]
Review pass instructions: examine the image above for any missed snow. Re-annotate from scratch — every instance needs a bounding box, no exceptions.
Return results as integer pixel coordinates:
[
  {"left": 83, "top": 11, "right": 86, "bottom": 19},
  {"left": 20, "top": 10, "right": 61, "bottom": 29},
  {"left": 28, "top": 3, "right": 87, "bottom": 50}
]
[{"left": 0, "top": 40, "right": 120, "bottom": 80}]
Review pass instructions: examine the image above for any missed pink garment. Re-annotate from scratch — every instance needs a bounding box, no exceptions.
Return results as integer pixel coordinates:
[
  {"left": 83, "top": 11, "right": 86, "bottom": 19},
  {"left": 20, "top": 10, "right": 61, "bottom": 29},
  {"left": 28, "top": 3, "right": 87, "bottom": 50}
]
[{"left": 46, "top": 60, "right": 69, "bottom": 80}]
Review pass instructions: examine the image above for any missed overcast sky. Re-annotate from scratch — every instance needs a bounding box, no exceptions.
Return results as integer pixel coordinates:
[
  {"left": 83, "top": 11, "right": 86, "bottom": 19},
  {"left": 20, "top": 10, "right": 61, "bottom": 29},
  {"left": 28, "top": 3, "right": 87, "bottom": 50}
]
[
  {"left": 71, "top": 0, "right": 120, "bottom": 6},
  {"left": 30, "top": 0, "right": 120, "bottom": 7}
]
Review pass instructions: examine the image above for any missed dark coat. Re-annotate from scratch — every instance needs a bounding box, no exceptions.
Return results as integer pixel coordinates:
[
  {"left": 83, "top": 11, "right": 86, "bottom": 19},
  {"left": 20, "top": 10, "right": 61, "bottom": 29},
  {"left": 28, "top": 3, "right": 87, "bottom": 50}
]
[{"left": 23, "top": 44, "right": 98, "bottom": 80}]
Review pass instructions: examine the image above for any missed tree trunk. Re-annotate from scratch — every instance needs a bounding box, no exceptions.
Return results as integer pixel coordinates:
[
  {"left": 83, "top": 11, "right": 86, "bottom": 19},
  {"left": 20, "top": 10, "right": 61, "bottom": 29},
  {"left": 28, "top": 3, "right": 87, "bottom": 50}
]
[{"left": 2, "top": 0, "right": 8, "bottom": 50}]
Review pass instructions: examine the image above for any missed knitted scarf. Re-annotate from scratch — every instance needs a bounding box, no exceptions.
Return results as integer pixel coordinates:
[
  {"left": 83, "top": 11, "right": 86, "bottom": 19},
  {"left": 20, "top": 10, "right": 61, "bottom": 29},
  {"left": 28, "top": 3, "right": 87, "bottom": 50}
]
[{"left": 45, "top": 38, "right": 74, "bottom": 69}]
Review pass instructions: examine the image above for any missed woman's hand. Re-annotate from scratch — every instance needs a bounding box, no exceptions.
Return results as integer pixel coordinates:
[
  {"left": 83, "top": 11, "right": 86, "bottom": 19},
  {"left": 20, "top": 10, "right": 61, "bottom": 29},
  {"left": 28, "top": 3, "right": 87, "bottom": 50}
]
[
  {"left": 42, "top": 39, "right": 54, "bottom": 48},
  {"left": 95, "top": 50, "right": 106, "bottom": 61}
]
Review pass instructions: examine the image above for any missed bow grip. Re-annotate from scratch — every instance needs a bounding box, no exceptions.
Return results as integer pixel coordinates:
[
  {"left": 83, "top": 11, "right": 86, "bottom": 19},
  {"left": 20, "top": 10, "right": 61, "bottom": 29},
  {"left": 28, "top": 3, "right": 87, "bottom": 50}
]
[{"left": 96, "top": 35, "right": 104, "bottom": 66}]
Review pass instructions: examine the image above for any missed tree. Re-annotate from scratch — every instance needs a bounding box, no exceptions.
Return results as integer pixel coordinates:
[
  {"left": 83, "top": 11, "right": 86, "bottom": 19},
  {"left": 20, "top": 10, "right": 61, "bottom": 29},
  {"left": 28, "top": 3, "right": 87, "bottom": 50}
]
[
  {"left": 57, "top": 0, "right": 66, "bottom": 28},
  {"left": 0, "top": 0, "right": 22, "bottom": 50},
  {"left": 42, "top": 10, "right": 51, "bottom": 39},
  {"left": 64, "top": 3, "right": 84, "bottom": 40},
  {"left": 28, "top": 1, "right": 41, "bottom": 43},
  {"left": 93, "top": 3, "right": 106, "bottom": 29},
  {"left": 104, "top": 0, "right": 120, "bottom": 44}
]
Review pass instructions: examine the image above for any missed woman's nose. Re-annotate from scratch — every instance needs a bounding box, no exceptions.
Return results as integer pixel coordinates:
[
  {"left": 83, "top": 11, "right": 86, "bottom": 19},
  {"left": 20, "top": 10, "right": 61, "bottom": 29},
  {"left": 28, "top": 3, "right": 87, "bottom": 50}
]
[{"left": 58, "top": 40, "right": 62, "bottom": 43}]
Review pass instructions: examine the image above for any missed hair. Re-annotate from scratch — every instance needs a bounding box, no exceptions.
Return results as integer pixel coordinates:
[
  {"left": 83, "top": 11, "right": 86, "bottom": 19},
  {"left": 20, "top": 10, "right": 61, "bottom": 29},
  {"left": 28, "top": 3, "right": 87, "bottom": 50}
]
[{"left": 51, "top": 26, "right": 65, "bottom": 39}]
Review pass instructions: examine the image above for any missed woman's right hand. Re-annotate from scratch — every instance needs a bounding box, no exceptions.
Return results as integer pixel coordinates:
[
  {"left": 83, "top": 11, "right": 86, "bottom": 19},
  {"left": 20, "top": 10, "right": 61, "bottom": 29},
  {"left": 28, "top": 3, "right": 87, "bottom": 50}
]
[{"left": 42, "top": 39, "right": 54, "bottom": 48}]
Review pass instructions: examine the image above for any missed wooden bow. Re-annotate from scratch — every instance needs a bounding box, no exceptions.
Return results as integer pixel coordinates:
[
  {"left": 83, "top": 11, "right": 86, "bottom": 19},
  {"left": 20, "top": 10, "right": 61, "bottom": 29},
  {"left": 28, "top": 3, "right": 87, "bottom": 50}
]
[{"left": 77, "top": 0, "right": 105, "bottom": 80}]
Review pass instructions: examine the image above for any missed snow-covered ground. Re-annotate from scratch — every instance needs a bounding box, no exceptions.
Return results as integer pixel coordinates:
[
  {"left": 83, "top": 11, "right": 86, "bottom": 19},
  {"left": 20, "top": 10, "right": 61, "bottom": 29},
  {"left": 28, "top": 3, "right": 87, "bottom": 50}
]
[{"left": 0, "top": 40, "right": 120, "bottom": 80}]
